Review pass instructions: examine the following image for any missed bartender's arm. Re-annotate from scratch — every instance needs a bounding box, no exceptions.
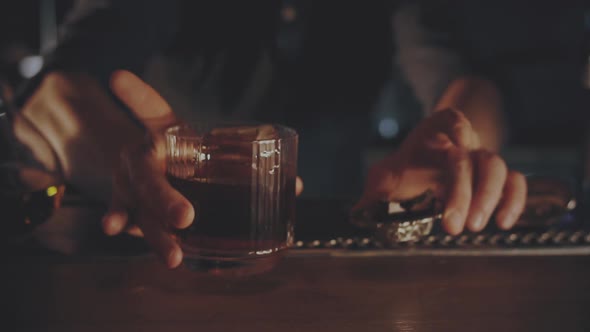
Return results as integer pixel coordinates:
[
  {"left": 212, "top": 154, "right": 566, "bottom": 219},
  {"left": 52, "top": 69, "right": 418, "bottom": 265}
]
[
  {"left": 353, "top": 2, "right": 526, "bottom": 235},
  {"left": 393, "top": 2, "right": 505, "bottom": 151}
]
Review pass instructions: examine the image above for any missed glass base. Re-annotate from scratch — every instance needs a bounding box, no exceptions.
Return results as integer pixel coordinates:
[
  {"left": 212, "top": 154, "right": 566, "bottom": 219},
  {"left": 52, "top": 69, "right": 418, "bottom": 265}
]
[{"left": 181, "top": 249, "right": 284, "bottom": 277}]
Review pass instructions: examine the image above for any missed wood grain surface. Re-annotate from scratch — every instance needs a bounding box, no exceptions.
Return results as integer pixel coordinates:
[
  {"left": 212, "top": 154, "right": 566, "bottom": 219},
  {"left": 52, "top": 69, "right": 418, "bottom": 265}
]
[
  {"left": 3, "top": 197, "right": 590, "bottom": 332},
  {"left": 3, "top": 253, "right": 590, "bottom": 332}
]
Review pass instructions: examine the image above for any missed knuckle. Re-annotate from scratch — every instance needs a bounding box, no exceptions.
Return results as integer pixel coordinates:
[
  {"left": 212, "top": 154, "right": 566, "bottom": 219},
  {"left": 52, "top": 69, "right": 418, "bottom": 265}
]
[
  {"left": 457, "top": 186, "right": 473, "bottom": 203},
  {"left": 473, "top": 196, "right": 497, "bottom": 215},
  {"left": 480, "top": 183, "right": 502, "bottom": 198},
  {"left": 447, "top": 149, "right": 470, "bottom": 169},
  {"left": 452, "top": 118, "right": 470, "bottom": 134},
  {"left": 509, "top": 170, "right": 526, "bottom": 185},
  {"left": 488, "top": 153, "right": 507, "bottom": 169},
  {"left": 442, "top": 109, "right": 470, "bottom": 127},
  {"left": 456, "top": 158, "right": 471, "bottom": 173},
  {"left": 48, "top": 92, "right": 74, "bottom": 112},
  {"left": 477, "top": 150, "right": 507, "bottom": 171},
  {"left": 42, "top": 95, "right": 81, "bottom": 129}
]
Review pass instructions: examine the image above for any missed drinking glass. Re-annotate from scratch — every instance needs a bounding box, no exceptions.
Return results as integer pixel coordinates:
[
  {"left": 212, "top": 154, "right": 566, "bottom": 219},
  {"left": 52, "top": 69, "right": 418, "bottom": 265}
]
[{"left": 165, "top": 122, "right": 298, "bottom": 276}]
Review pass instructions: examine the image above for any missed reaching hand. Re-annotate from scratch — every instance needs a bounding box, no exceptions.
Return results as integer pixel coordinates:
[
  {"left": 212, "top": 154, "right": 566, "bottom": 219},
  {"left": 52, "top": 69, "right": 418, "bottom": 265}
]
[
  {"left": 101, "top": 70, "right": 303, "bottom": 268},
  {"left": 355, "top": 109, "right": 527, "bottom": 235}
]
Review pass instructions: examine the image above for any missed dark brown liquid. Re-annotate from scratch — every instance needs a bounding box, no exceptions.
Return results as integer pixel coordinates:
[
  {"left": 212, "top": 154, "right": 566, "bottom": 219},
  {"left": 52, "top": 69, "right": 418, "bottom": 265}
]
[{"left": 168, "top": 177, "right": 296, "bottom": 255}]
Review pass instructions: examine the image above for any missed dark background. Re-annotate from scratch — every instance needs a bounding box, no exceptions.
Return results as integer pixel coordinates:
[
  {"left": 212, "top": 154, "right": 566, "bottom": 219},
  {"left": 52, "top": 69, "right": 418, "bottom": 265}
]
[{"left": 1, "top": 1, "right": 588, "bottom": 148}]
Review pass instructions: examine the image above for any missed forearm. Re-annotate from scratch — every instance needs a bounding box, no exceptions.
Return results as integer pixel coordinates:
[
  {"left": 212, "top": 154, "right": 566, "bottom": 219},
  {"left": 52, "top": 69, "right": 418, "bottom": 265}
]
[
  {"left": 393, "top": 3, "right": 505, "bottom": 150},
  {"left": 434, "top": 77, "right": 505, "bottom": 151}
]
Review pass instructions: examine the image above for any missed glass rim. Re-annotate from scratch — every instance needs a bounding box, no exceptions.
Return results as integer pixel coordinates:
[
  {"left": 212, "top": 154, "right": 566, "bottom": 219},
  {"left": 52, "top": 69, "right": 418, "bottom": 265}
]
[{"left": 164, "top": 121, "right": 298, "bottom": 143}]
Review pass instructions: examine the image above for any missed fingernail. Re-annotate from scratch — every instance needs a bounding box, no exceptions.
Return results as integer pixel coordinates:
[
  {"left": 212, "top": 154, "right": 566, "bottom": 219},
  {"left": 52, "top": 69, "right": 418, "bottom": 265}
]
[
  {"left": 499, "top": 211, "right": 519, "bottom": 230},
  {"left": 167, "top": 247, "right": 183, "bottom": 269},
  {"left": 470, "top": 212, "right": 485, "bottom": 231},
  {"left": 102, "top": 213, "right": 124, "bottom": 236},
  {"left": 443, "top": 210, "right": 464, "bottom": 235},
  {"left": 168, "top": 202, "right": 194, "bottom": 228}
]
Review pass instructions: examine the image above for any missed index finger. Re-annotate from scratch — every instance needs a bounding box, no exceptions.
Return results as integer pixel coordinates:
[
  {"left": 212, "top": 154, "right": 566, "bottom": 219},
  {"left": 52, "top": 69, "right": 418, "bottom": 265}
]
[
  {"left": 425, "top": 109, "right": 480, "bottom": 149},
  {"left": 109, "top": 70, "right": 177, "bottom": 134}
]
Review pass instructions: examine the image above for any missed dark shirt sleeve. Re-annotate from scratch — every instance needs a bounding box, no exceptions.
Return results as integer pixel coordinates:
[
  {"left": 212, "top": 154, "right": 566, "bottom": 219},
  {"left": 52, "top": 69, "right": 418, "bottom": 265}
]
[
  {"left": 393, "top": 2, "right": 472, "bottom": 113},
  {"left": 16, "top": 0, "right": 179, "bottom": 107}
]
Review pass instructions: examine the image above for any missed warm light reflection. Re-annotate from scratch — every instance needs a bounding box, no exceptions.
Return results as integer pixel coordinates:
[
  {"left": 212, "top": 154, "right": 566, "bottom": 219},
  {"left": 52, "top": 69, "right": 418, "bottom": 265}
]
[
  {"left": 393, "top": 319, "right": 418, "bottom": 332},
  {"left": 255, "top": 249, "right": 274, "bottom": 255}
]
